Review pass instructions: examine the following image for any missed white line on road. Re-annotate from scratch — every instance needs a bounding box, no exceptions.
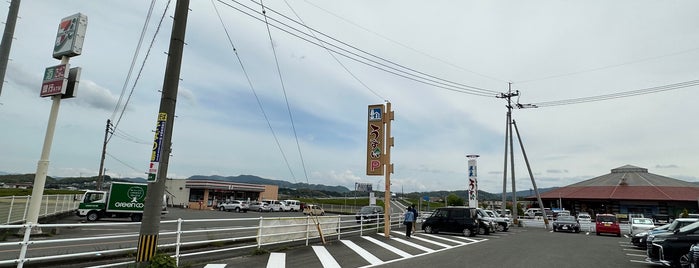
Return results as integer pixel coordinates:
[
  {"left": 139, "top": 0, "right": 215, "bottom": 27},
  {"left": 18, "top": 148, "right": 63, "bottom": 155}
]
[
  {"left": 419, "top": 233, "right": 468, "bottom": 245},
  {"left": 266, "top": 252, "right": 285, "bottom": 268},
  {"left": 391, "top": 237, "right": 435, "bottom": 253},
  {"left": 362, "top": 236, "right": 412, "bottom": 258},
  {"left": 390, "top": 232, "right": 452, "bottom": 248},
  {"left": 340, "top": 240, "right": 383, "bottom": 266},
  {"left": 312, "top": 246, "right": 341, "bottom": 268}
]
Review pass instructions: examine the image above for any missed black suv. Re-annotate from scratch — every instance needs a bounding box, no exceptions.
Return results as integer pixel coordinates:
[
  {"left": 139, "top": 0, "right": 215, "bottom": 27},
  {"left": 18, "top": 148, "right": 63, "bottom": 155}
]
[
  {"left": 421, "top": 207, "right": 479, "bottom": 237},
  {"left": 647, "top": 220, "right": 699, "bottom": 267}
]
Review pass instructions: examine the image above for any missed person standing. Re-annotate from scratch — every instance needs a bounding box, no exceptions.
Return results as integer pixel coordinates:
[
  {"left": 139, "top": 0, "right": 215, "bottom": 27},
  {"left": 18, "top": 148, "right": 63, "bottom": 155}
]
[
  {"left": 409, "top": 205, "right": 419, "bottom": 234},
  {"left": 404, "top": 207, "right": 415, "bottom": 238}
]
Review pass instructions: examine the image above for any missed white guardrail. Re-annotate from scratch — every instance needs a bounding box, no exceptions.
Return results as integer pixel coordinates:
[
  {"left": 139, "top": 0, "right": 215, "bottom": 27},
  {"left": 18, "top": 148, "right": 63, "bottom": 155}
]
[
  {"left": 0, "top": 195, "right": 81, "bottom": 224},
  {"left": 0, "top": 212, "right": 401, "bottom": 268}
]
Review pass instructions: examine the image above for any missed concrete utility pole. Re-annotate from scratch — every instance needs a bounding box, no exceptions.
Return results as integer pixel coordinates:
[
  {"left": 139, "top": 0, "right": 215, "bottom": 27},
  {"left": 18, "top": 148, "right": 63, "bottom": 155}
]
[
  {"left": 0, "top": 0, "right": 20, "bottom": 97},
  {"left": 97, "top": 119, "right": 110, "bottom": 191},
  {"left": 136, "top": 0, "right": 189, "bottom": 265}
]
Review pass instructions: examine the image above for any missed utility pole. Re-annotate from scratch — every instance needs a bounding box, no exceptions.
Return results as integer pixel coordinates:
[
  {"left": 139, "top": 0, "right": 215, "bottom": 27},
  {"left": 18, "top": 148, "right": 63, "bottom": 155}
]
[
  {"left": 97, "top": 119, "right": 110, "bottom": 191},
  {"left": 383, "top": 102, "right": 394, "bottom": 239},
  {"left": 0, "top": 0, "right": 20, "bottom": 97},
  {"left": 136, "top": 0, "right": 189, "bottom": 265},
  {"left": 497, "top": 83, "right": 519, "bottom": 224}
]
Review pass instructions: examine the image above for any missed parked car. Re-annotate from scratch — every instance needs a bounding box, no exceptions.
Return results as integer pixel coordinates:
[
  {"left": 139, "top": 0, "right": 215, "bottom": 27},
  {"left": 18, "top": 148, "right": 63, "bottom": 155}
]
[
  {"left": 218, "top": 200, "right": 248, "bottom": 212},
  {"left": 303, "top": 204, "right": 325, "bottom": 216},
  {"left": 279, "top": 201, "right": 292, "bottom": 212},
  {"left": 577, "top": 212, "right": 592, "bottom": 222},
  {"left": 421, "top": 206, "right": 479, "bottom": 237},
  {"left": 484, "top": 209, "right": 510, "bottom": 232},
  {"left": 495, "top": 209, "right": 512, "bottom": 218},
  {"left": 284, "top": 200, "right": 301, "bottom": 212},
  {"left": 355, "top": 205, "right": 384, "bottom": 223},
  {"left": 595, "top": 214, "right": 621, "bottom": 236},
  {"left": 689, "top": 243, "right": 699, "bottom": 268},
  {"left": 264, "top": 200, "right": 285, "bottom": 212},
  {"left": 475, "top": 208, "right": 495, "bottom": 235},
  {"left": 652, "top": 214, "right": 672, "bottom": 225},
  {"left": 630, "top": 217, "right": 656, "bottom": 235},
  {"left": 647, "top": 221, "right": 699, "bottom": 267},
  {"left": 632, "top": 218, "right": 699, "bottom": 248},
  {"left": 524, "top": 208, "right": 553, "bottom": 219},
  {"left": 552, "top": 215, "right": 580, "bottom": 233},
  {"left": 249, "top": 201, "right": 271, "bottom": 212}
]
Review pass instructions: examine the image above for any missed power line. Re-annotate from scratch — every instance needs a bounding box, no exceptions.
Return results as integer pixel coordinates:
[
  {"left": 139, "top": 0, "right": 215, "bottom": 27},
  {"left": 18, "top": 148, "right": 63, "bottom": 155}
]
[
  {"left": 217, "top": 0, "right": 499, "bottom": 97},
  {"left": 530, "top": 79, "right": 699, "bottom": 108},
  {"left": 211, "top": 0, "right": 299, "bottom": 183}
]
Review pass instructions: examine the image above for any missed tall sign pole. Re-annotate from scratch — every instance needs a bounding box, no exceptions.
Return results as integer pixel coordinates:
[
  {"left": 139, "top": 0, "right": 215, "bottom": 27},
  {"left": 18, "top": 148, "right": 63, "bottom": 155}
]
[
  {"left": 136, "top": 0, "right": 189, "bottom": 265},
  {"left": 25, "top": 13, "right": 86, "bottom": 234},
  {"left": 467, "top": 155, "right": 479, "bottom": 208},
  {"left": 366, "top": 102, "right": 394, "bottom": 238}
]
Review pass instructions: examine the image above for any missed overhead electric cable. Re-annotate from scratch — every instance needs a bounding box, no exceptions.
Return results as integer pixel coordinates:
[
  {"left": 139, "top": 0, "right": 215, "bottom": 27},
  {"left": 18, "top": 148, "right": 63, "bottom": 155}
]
[
  {"left": 109, "top": 0, "right": 172, "bottom": 143},
  {"left": 530, "top": 79, "right": 699, "bottom": 107},
  {"left": 217, "top": 0, "right": 498, "bottom": 97},
  {"left": 260, "top": 0, "right": 309, "bottom": 184},
  {"left": 303, "top": 0, "right": 509, "bottom": 84},
  {"left": 211, "top": 0, "right": 299, "bottom": 183},
  {"left": 106, "top": 152, "right": 147, "bottom": 174},
  {"left": 284, "top": 0, "right": 387, "bottom": 102}
]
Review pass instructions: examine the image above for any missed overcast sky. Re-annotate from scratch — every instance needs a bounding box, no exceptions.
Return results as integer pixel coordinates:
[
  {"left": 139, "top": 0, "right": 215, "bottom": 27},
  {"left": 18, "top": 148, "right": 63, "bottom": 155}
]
[{"left": 0, "top": 1, "right": 697, "bottom": 194}]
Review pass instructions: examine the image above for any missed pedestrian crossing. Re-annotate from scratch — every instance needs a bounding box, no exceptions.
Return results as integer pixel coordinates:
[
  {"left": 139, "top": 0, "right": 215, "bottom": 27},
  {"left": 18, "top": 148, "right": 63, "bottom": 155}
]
[{"left": 205, "top": 229, "right": 512, "bottom": 268}]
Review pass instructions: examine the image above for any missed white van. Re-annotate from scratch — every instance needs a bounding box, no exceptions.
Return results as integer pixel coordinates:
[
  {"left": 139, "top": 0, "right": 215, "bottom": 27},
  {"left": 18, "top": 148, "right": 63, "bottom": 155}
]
[
  {"left": 284, "top": 200, "right": 301, "bottom": 212},
  {"left": 264, "top": 200, "right": 284, "bottom": 212}
]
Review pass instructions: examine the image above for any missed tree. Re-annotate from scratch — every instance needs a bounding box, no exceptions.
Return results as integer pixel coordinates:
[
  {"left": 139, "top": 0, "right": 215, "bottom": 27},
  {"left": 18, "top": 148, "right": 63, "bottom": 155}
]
[{"left": 446, "top": 194, "right": 464, "bottom": 206}]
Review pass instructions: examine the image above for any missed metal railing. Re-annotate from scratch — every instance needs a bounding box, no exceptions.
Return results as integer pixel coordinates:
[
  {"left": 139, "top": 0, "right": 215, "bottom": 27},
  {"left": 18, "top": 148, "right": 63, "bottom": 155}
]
[
  {"left": 0, "top": 212, "right": 402, "bottom": 268},
  {"left": 0, "top": 195, "right": 81, "bottom": 224}
]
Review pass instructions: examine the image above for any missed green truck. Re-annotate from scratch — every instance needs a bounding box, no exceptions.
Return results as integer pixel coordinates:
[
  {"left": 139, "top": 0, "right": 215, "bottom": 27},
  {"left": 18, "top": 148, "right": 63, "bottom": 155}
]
[{"left": 76, "top": 182, "right": 165, "bottom": 222}]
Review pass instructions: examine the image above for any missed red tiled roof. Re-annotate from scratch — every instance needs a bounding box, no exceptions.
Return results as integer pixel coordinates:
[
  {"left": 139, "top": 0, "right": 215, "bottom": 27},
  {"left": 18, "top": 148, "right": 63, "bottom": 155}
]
[{"left": 537, "top": 165, "right": 699, "bottom": 201}]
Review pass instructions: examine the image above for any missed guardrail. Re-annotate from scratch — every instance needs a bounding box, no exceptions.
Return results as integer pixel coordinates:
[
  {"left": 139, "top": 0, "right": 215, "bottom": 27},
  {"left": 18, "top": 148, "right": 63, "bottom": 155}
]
[
  {"left": 0, "top": 195, "right": 81, "bottom": 224},
  {"left": 0, "top": 212, "right": 401, "bottom": 268}
]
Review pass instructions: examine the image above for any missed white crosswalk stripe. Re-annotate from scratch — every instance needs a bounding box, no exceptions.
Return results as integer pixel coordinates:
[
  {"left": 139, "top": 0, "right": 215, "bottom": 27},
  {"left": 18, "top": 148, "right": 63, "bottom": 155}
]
[
  {"left": 390, "top": 232, "right": 452, "bottom": 248},
  {"left": 340, "top": 240, "right": 383, "bottom": 265},
  {"left": 266, "top": 252, "right": 285, "bottom": 268},
  {"left": 361, "top": 236, "right": 412, "bottom": 258},
  {"left": 391, "top": 237, "right": 435, "bottom": 252},
  {"left": 313, "top": 246, "right": 342, "bottom": 268}
]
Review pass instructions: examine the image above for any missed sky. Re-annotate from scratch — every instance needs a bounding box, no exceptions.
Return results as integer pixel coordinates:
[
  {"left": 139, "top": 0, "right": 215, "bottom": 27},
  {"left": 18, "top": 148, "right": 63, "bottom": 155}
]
[{"left": 0, "top": 1, "right": 698, "bottom": 194}]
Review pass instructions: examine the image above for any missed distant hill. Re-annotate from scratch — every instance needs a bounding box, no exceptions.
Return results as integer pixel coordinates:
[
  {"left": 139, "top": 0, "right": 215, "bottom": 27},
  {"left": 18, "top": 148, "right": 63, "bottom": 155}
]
[{"left": 188, "top": 174, "right": 351, "bottom": 193}]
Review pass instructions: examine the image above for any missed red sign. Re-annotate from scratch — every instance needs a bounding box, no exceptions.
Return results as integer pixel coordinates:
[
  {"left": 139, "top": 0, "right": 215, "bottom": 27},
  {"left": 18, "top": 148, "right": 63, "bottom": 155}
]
[{"left": 40, "top": 64, "right": 69, "bottom": 97}]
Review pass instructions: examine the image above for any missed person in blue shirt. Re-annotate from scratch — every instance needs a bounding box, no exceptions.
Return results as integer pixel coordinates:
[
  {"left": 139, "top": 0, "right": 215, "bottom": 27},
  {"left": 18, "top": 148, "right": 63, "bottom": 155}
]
[{"left": 404, "top": 206, "right": 415, "bottom": 238}]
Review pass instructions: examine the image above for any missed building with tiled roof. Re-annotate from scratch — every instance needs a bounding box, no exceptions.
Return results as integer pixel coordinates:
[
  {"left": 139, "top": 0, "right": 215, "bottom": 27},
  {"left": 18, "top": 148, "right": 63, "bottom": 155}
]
[{"left": 531, "top": 165, "right": 699, "bottom": 219}]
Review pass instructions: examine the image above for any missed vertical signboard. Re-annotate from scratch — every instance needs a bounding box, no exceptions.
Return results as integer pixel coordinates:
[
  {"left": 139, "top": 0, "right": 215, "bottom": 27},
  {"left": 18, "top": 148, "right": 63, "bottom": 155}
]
[
  {"left": 366, "top": 104, "right": 385, "bottom": 175},
  {"left": 148, "top": 113, "right": 167, "bottom": 182},
  {"left": 40, "top": 63, "right": 70, "bottom": 97},
  {"left": 53, "top": 13, "right": 88, "bottom": 59},
  {"left": 467, "top": 155, "right": 479, "bottom": 208}
]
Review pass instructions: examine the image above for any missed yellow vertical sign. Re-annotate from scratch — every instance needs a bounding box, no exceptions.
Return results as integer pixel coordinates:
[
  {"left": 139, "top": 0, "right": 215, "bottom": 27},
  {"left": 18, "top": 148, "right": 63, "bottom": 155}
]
[{"left": 366, "top": 104, "right": 385, "bottom": 176}]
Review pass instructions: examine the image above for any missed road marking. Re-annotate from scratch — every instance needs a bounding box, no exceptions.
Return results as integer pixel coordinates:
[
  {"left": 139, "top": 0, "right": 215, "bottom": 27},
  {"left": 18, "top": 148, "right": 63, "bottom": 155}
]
[
  {"left": 362, "top": 236, "right": 412, "bottom": 258},
  {"left": 390, "top": 232, "right": 452, "bottom": 248},
  {"left": 626, "top": 253, "right": 646, "bottom": 257},
  {"left": 204, "top": 264, "right": 227, "bottom": 268},
  {"left": 266, "top": 252, "right": 285, "bottom": 268},
  {"left": 448, "top": 236, "right": 482, "bottom": 243},
  {"left": 622, "top": 248, "right": 646, "bottom": 252},
  {"left": 391, "top": 237, "right": 435, "bottom": 253},
  {"left": 419, "top": 233, "right": 469, "bottom": 245},
  {"left": 312, "top": 246, "right": 341, "bottom": 268},
  {"left": 340, "top": 240, "right": 383, "bottom": 265},
  {"left": 630, "top": 260, "right": 654, "bottom": 264}
]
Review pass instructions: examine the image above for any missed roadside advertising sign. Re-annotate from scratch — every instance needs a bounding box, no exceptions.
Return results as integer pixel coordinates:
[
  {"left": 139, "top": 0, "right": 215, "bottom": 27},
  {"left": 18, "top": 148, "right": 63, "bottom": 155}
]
[
  {"left": 107, "top": 182, "right": 147, "bottom": 213},
  {"left": 355, "top": 182, "right": 373, "bottom": 192},
  {"left": 53, "top": 13, "right": 88, "bottom": 59},
  {"left": 40, "top": 63, "right": 69, "bottom": 97},
  {"left": 468, "top": 157, "right": 478, "bottom": 208},
  {"left": 366, "top": 104, "right": 385, "bottom": 175},
  {"left": 148, "top": 113, "right": 167, "bottom": 182}
]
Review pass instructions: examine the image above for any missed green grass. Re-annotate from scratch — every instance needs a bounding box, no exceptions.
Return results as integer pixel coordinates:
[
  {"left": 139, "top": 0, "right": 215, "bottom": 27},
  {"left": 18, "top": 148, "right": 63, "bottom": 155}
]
[{"left": 0, "top": 189, "right": 84, "bottom": 197}]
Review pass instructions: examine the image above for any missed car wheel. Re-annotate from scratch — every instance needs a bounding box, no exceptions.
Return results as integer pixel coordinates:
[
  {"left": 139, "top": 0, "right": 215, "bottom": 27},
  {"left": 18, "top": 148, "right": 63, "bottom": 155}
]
[
  {"left": 320, "top": 212, "right": 325, "bottom": 216},
  {"left": 87, "top": 211, "right": 99, "bottom": 222},
  {"left": 130, "top": 214, "right": 142, "bottom": 222},
  {"left": 678, "top": 251, "right": 691, "bottom": 268},
  {"left": 478, "top": 225, "right": 488, "bottom": 235},
  {"left": 424, "top": 225, "right": 434, "bottom": 234},
  {"left": 553, "top": 227, "right": 557, "bottom": 232},
  {"left": 496, "top": 224, "right": 505, "bottom": 232},
  {"left": 258, "top": 208, "right": 262, "bottom": 212},
  {"left": 219, "top": 206, "right": 225, "bottom": 211},
  {"left": 235, "top": 207, "right": 240, "bottom": 213},
  {"left": 462, "top": 228, "right": 472, "bottom": 237}
]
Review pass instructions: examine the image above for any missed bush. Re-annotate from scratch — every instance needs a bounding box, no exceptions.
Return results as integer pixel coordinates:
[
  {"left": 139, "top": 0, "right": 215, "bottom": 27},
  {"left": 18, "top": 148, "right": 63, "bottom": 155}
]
[{"left": 148, "top": 252, "right": 176, "bottom": 268}]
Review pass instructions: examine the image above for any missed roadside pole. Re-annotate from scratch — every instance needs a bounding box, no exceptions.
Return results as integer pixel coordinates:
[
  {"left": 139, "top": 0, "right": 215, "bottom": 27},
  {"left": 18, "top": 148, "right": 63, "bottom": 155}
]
[
  {"left": 25, "top": 13, "right": 86, "bottom": 234},
  {"left": 0, "top": 0, "right": 21, "bottom": 97},
  {"left": 136, "top": 0, "right": 189, "bottom": 265}
]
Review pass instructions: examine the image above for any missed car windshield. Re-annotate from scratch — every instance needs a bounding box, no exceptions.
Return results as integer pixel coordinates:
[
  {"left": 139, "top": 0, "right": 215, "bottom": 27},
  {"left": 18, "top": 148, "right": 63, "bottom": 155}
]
[
  {"left": 597, "top": 215, "right": 616, "bottom": 222},
  {"left": 360, "top": 206, "right": 380, "bottom": 213},
  {"left": 632, "top": 218, "right": 653, "bottom": 225},
  {"left": 679, "top": 221, "right": 699, "bottom": 233},
  {"left": 557, "top": 216, "right": 575, "bottom": 221}
]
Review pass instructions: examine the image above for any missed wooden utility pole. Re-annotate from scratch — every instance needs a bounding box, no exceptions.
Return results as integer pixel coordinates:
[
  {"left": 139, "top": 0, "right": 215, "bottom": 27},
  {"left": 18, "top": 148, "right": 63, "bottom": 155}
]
[
  {"left": 136, "top": 0, "right": 189, "bottom": 265},
  {"left": 0, "top": 0, "right": 20, "bottom": 97},
  {"left": 96, "top": 119, "right": 110, "bottom": 190}
]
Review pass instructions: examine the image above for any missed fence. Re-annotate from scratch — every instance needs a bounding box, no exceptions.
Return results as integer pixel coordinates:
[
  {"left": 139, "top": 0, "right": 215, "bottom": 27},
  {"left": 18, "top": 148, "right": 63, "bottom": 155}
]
[
  {"left": 0, "top": 212, "right": 400, "bottom": 268},
  {"left": 0, "top": 195, "right": 81, "bottom": 224}
]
